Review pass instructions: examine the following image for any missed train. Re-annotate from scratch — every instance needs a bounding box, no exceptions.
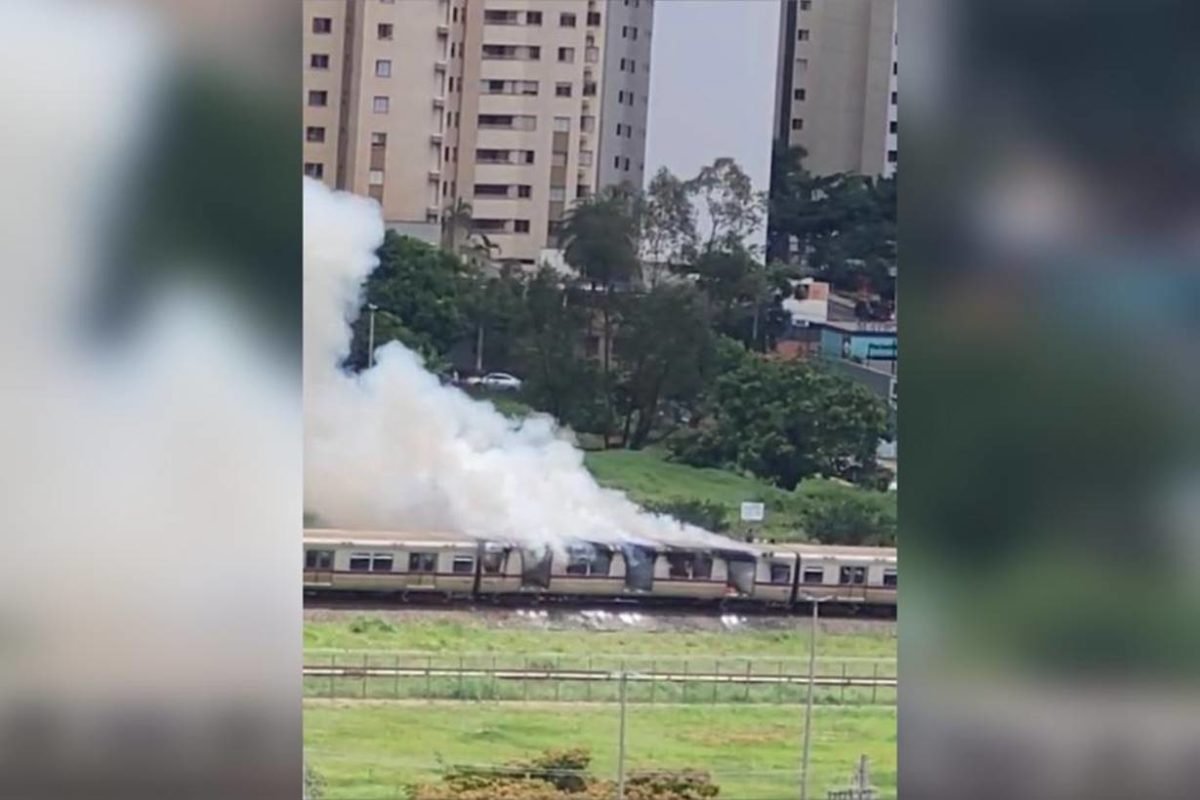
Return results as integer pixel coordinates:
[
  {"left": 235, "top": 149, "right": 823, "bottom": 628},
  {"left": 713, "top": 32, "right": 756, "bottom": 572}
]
[{"left": 303, "top": 528, "right": 897, "bottom": 612}]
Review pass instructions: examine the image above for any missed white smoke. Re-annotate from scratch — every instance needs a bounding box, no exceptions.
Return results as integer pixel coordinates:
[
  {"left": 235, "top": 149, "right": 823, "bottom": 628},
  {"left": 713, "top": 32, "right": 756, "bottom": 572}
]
[{"left": 303, "top": 179, "right": 747, "bottom": 553}]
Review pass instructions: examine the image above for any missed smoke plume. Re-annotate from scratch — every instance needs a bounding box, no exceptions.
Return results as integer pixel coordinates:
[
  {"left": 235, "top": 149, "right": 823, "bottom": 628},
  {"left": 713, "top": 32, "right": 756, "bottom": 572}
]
[{"left": 303, "top": 179, "right": 745, "bottom": 553}]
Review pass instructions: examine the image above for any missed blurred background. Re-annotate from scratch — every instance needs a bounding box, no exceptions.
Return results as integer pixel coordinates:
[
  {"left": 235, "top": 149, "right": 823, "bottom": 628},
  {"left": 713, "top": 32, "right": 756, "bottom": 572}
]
[
  {"left": 0, "top": 1, "right": 300, "bottom": 798},
  {"left": 902, "top": 0, "right": 1200, "bottom": 797}
]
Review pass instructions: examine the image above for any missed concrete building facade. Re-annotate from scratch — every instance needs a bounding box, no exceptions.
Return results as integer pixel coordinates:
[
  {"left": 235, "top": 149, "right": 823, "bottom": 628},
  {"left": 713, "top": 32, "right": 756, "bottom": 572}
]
[
  {"left": 773, "top": 0, "right": 897, "bottom": 177},
  {"left": 303, "top": 0, "right": 654, "bottom": 264}
]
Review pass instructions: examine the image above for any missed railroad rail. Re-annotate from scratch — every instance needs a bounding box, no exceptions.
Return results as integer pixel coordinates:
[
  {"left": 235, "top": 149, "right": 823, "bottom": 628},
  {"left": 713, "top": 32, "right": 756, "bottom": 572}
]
[{"left": 303, "top": 664, "right": 897, "bottom": 688}]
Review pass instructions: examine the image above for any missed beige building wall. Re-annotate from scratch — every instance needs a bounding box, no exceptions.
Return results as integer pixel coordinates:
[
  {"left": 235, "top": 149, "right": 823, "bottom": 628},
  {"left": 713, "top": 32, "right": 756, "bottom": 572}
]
[
  {"left": 774, "top": 0, "right": 897, "bottom": 178},
  {"left": 301, "top": 0, "right": 653, "bottom": 264}
]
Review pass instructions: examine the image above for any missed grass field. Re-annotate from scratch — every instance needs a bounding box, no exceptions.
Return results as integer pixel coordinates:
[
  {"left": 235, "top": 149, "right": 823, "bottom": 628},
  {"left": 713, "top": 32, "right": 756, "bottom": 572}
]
[
  {"left": 583, "top": 449, "right": 807, "bottom": 539},
  {"left": 305, "top": 701, "right": 896, "bottom": 800},
  {"left": 304, "top": 615, "right": 897, "bottom": 660}
]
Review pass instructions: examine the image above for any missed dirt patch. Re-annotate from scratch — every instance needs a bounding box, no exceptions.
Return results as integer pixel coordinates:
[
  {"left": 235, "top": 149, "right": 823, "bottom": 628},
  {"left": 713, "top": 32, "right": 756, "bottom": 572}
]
[{"left": 680, "top": 726, "right": 794, "bottom": 747}]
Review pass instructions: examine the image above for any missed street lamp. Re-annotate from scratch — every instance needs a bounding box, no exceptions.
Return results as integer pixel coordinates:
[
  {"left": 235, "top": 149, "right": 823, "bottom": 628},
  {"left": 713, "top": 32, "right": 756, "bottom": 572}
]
[
  {"left": 799, "top": 593, "right": 834, "bottom": 800},
  {"left": 366, "top": 303, "right": 378, "bottom": 369}
]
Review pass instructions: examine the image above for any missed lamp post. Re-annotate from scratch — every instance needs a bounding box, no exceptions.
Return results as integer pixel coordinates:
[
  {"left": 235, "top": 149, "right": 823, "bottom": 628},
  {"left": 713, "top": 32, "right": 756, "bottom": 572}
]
[{"left": 799, "top": 594, "right": 833, "bottom": 800}]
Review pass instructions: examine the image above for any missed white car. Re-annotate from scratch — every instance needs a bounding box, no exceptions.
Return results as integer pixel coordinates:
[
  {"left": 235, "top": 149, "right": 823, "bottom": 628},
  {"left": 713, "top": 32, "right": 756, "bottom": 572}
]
[{"left": 472, "top": 372, "right": 523, "bottom": 391}]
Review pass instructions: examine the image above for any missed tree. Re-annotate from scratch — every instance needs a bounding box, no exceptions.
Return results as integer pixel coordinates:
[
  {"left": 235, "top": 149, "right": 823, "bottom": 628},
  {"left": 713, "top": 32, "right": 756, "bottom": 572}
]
[
  {"left": 612, "top": 283, "right": 715, "bottom": 449},
  {"left": 441, "top": 197, "right": 474, "bottom": 255},
  {"left": 559, "top": 190, "right": 642, "bottom": 445},
  {"left": 641, "top": 168, "right": 698, "bottom": 285},
  {"left": 686, "top": 157, "right": 765, "bottom": 254},
  {"left": 644, "top": 498, "right": 730, "bottom": 532},
  {"left": 669, "top": 356, "right": 890, "bottom": 490},
  {"left": 347, "top": 232, "right": 473, "bottom": 369},
  {"left": 791, "top": 479, "right": 896, "bottom": 545}
]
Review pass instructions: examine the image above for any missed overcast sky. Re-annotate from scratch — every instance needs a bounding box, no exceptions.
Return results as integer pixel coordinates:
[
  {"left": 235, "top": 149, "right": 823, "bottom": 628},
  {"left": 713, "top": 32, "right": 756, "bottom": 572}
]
[{"left": 645, "top": 0, "right": 781, "bottom": 251}]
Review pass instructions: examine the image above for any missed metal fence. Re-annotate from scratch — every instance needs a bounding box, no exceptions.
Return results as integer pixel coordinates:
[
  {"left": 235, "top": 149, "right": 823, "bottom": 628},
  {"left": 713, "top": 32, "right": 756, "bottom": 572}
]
[{"left": 302, "top": 651, "right": 897, "bottom": 707}]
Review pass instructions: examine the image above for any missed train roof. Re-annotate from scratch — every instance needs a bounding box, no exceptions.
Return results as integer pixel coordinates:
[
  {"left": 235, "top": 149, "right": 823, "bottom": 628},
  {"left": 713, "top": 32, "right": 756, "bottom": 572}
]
[{"left": 305, "top": 528, "right": 896, "bottom": 561}]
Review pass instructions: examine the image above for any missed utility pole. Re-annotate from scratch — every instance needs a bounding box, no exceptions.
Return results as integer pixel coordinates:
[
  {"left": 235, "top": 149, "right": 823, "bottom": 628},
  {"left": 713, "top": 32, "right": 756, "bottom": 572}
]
[
  {"left": 616, "top": 670, "right": 628, "bottom": 800},
  {"left": 366, "top": 303, "right": 378, "bottom": 369},
  {"left": 799, "top": 595, "right": 829, "bottom": 800}
]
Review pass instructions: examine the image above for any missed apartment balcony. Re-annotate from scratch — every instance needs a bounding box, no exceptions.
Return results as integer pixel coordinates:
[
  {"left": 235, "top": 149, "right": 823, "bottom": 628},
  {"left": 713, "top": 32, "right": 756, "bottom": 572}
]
[
  {"left": 433, "top": 60, "right": 447, "bottom": 72},
  {"left": 436, "top": 22, "right": 449, "bottom": 35},
  {"left": 432, "top": 96, "right": 446, "bottom": 108},
  {"left": 430, "top": 131, "right": 444, "bottom": 143},
  {"left": 428, "top": 167, "right": 442, "bottom": 180}
]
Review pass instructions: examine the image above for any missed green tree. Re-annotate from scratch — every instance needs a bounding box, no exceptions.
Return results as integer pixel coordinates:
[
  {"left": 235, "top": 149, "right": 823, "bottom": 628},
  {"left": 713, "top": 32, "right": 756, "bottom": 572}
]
[
  {"left": 791, "top": 479, "right": 897, "bottom": 545},
  {"left": 644, "top": 498, "right": 730, "bottom": 532},
  {"left": 641, "top": 167, "right": 698, "bottom": 285},
  {"left": 559, "top": 189, "right": 642, "bottom": 444},
  {"left": 612, "top": 283, "right": 715, "bottom": 449},
  {"left": 347, "top": 231, "right": 473, "bottom": 369},
  {"left": 686, "top": 157, "right": 765, "bottom": 253},
  {"left": 440, "top": 197, "right": 474, "bottom": 255},
  {"left": 670, "top": 357, "right": 889, "bottom": 490}
]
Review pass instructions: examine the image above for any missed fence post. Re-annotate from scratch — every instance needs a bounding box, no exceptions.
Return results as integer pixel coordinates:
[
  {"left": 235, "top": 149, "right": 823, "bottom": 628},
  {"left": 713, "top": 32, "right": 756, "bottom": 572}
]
[
  {"left": 586, "top": 656, "right": 592, "bottom": 702},
  {"left": 458, "top": 654, "right": 464, "bottom": 698},
  {"left": 650, "top": 659, "right": 656, "bottom": 705},
  {"left": 712, "top": 659, "right": 719, "bottom": 704},
  {"left": 329, "top": 652, "right": 336, "bottom": 699},
  {"left": 491, "top": 654, "right": 498, "bottom": 702},
  {"left": 777, "top": 660, "right": 785, "bottom": 704},
  {"left": 362, "top": 652, "right": 368, "bottom": 699},
  {"left": 523, "top": 656, "right": 529, "bottom": 701},
  {"left": 841, "top": 661, "right": 847, "bottom": 704},
  {"left": 394, "top": 653, "right": 400, "bottom": 699},
  {"left": 426, "top": 654, "right": 432, "bottom": 699},
  {"left": 871, "top": 662, "right": 878, "bottom": 705},
  {"left": 555, "top": 656, "right": 562, "bottom": 702},
  {"left": 744, "top": 659, "right": 752, "bottom": 702},
  {"left": 616, "top": 671, "right": 628, "bottom": 800},
  {"left": 683, "top": 659, "right": 688, "bottom": 703}
]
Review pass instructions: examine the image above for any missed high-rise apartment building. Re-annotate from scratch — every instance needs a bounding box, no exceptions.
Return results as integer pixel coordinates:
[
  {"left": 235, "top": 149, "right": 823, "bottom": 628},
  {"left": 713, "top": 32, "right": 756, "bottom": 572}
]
[
  {"left": 303, "top": 0, "right": 654, "bottom": 265},
  {"left": 773, "top": 0, "right": 897, "bottom": 178}
]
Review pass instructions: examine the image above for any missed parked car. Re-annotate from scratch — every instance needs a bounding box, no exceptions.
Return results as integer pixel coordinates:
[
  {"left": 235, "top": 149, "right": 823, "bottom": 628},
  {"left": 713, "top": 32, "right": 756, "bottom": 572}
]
[{"left": 468, "top": 372, "right": 523, "bottom": 391}]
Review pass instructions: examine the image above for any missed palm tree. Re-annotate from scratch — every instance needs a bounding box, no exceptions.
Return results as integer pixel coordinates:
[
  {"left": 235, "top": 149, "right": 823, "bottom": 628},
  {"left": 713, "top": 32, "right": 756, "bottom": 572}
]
[{"left": 440, "top": 198, "right": 473, "bottom": 255}]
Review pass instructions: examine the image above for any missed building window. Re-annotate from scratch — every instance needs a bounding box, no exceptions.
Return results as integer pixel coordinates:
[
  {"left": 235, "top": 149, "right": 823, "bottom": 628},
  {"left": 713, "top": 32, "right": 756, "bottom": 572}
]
[
  {"left": 579, "top": 150, "right": 593, "bottom": 166},
  {"left": 887, "top": 150, "right": 898, "bottom": 163},
  {"left": 312, "top": 17, "right": 332, "bottom": 34},
  {"left": 560, "top": 12, "right": 577, "bottom": 27},
  {"left": 517, "top": 185, "right": 532, "bottom": 198},
  {"left": 452, "top": 7, "right": 458, "bottom": 22},
  {"left": 474, "top": 184, "right": 509, "bottom": 197},
  {"left": 556, "top": 82, "right": 573, "bottom": 97},
  {"left": 484, "top": 9, "right": 519, "bottom": 24},
  {"left": 797, "top": 57, "right": 809, "bottom": 72},
  {"left": 619, "top": 58, "right": 626, "bottom": 71},
  {"left": 378, "top": 23, "right": 393, "bottom": 40},
  {"left": 631, "top": 61, "right": 637, "bottom": 74},
  {"left": 794, "top": 88, "right": 806, "bottom": 101},
  {"left": 893, "top": 62, "right": 898, "bottom": 75},
  {"left": 613, "top": 156, "right": 621, "bottom": 168},
  {"left": 370, "top": 133, "right": 387, "bottom": 148},
  {"left": 305, "top": 126, "right": 325, "bottom": 143},
  {"left": 791, "top": 118, "right": 804, "bottom": 130},
  {"left": 891, "top": 91, "right": 898, "bottom": 105},
  {"left": 617, "top": 90, "right": 625, "bottom": 104},
  {"left": 558, "top": 47, "right": 575, "bottom": 63},
  {"left": 514, "top": 219, "right": 531, "bottom": 233},
  {"left": 615, "top": 123, "right": 624, "bottom": 136},
  {"left": 587, "top": 11, "right": 602, "bottom": 25},
  {"left": 577, "top": 185, "right": 591, "bottom": 199},
  {"left": 523, "top": 150, "right": 536, "bottom": 164},
  {"left": 373, "top": 96, "right": 389, "bottom": 113},
  {"left": 623, "top": 157, "right": 630, "bottom": 170},
  {"left": 583, "top": 82, "right": 597, "bottom": 96},
  {"left": 889, "top": 121, "right": 898, "bottom": 134},
  {"left": 310, "top": 53, "right": 329, "bottom": 69},
  {"left": 303, "top": 162, "right": 324, "bottom": 179},
  {"left": 375, "top": 59, "right": 392, "bottom": 77},
  {"left": 369, "top": 169, "right": 385, "bottom": 186},
  {"left": 307, "top": 90, "right": 328, "bottom": 107},
  {"left": 622, "top": 25, "right": 628, "bottom": 37},
  {"left": 631, "top": 28, "right": 638, "bottom": 40},
  {"left": 797, "top": 29, "right": 809, "bottom": 41},
  {"left": 801, "top": 0, "right": 812, "bottom": 9},
  {"left": 553, "top": 116, "right": 571, "bottom": 132},
  {"left": 551, "top": 152, "right": 568, "bottom": 167},
  {"left": 549, "top": 187, "right": 565, "bottom": 202},
  {"left": 526, "top": 10, "right": 543, "bottom": 25}
]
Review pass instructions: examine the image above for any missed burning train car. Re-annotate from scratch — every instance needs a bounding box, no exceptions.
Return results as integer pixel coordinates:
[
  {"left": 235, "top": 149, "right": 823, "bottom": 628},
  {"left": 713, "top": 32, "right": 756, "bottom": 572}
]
[{"left": 302, "top": 529, "right": 896, "bottom": 612}]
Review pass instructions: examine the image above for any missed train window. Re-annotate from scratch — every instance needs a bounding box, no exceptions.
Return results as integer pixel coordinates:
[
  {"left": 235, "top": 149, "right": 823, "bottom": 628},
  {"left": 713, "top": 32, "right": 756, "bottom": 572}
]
[
  {"left": 667, "top": 554, "right": 690, "bottom": 578},
  {"left": 566, "top": 559, "right": 589, "bottom": 576},
  {"left": 839, "top": 566, "right": 867, "bottom": 585},
  {"left": 803, "top": 568, "right": 825, "bottom": 584},
  {"left": 349, "top": 553, "right": 371, "bottom": 572},
  {"left": 481, "top": 550, "right": 505, "bottom": 574},
  {"left": 693, "top": 554, "right": 713, "bottom": 580},
  {"left": 305, "top": 549, "right": 333, "bottom": 569},
  {"left": 408, "top": 552, "right": 437, "bottom": 573},
  {"left": 770, "top": 562, "right": 791, "bottom": 584},
  {"left": 452, "top": 556, "right": 475, "bottom": 574},
  {"left": 883, "top": 570, "right": 897, "bottom": 587},
  {"left": 370, "top": 553, "right": 393, "bottom": 572}
]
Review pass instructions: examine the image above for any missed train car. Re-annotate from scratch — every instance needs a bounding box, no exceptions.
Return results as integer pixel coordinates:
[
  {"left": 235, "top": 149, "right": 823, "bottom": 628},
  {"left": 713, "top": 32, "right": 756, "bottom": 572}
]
[{"left": 302, "top": 528, "right": 896, "bottom": 611}]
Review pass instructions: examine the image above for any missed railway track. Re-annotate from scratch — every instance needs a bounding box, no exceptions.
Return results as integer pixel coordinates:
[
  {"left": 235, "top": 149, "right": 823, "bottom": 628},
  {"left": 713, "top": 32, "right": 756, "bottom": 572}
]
[{"left": 303, "top": 664, "right": 897, "bottom": 688}]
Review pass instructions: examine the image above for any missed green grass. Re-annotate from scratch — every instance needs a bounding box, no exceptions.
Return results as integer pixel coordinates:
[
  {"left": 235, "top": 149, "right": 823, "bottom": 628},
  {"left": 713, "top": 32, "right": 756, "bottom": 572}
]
[
  {"left": 305, "top": 701, "right": 896, "bottom": 800},
  {"left": 584, "top": 449, "right": 807, "bottom": 539},
  {"left": 305, "top": 617, "right": 896, "bottom": 660}
]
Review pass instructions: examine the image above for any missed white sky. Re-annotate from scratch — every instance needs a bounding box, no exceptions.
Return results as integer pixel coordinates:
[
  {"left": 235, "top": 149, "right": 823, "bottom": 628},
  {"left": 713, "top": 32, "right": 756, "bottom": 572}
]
[{"left": 644, "top": 0, "right": 782, "bottom": 252}]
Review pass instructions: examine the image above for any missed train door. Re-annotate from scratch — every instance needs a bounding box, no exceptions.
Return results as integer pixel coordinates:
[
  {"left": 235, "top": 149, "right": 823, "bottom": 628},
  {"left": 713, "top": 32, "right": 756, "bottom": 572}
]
[
  {"left": 621, "top": 545, "right": 655, "bottom": 593},
  {"left": 838, "top": 564, "right": 869, "bottom": 601},
  {"left": 519, "top": 546, "right": 552, "bottom": 590},
  {"left": 304, "top": 548, "right": 335, "bottom": 586},
  {"left": 725, "top": 555, "right": 756, "bottom": 597}
]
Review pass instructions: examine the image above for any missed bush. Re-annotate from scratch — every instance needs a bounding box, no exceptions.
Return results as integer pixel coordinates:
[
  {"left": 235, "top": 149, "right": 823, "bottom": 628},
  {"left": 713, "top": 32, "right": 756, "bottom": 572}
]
[
  {"left": 645, "top": 498, "right": 730, "bottom": 532},
  {"left": 790, "top": 479, "right": 896, "bottom": 546},
  {"left": 347, "top": 616, "right": 398, "bottom": 635}
]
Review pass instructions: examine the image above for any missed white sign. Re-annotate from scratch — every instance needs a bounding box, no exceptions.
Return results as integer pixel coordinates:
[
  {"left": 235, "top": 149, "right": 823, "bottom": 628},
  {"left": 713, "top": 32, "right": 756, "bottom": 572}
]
[{"left": 740, "top": 502, "right": 765, "bottom": 522}]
